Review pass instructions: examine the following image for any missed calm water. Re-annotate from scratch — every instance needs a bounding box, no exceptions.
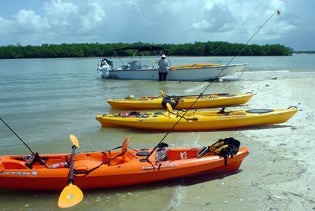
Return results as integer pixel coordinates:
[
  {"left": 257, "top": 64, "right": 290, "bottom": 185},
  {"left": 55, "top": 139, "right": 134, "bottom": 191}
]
[{"left": 0, "top": 54, "right": 315, "bottom": 210}]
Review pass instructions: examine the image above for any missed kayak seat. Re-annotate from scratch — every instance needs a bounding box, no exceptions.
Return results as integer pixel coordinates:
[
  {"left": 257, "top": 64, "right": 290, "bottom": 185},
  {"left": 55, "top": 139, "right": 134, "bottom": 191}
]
[
  {"left": 2, "top": 160, "right": 28, "bottom": 169},
  {"left": 217, "top": 107, "right": 230, "bottom": 115},
  {"left": 109, "top": 154, "right": 132, "bottom": 166},
  {"left": 109, "top": 138, "right": 130, "bottom": 165}
]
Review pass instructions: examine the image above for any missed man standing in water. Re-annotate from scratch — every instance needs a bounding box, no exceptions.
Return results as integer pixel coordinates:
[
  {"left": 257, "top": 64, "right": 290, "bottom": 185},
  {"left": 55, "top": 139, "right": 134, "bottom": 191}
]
[{"left": 158, "top": 54, "right": 170, "bottom": 81}]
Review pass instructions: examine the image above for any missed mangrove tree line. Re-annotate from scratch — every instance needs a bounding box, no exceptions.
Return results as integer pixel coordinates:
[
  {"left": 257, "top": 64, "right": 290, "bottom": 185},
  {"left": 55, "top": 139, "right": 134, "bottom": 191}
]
[{"left": 0, "top": 41, "right": 293, "bottom": 59}]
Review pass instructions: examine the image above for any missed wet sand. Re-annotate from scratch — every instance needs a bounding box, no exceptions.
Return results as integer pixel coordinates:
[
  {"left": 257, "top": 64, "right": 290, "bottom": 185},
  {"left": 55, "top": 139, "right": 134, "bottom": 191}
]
[{"left": 170, "top": 77, "right": 315, "bottom": 210}]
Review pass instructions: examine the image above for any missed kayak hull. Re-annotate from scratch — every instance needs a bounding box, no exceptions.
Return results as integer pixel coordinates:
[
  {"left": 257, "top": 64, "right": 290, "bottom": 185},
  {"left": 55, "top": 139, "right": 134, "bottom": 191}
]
[
  {"left": 96, "top": 107, "right": 298, "bottom": 131},
  {"left": 0, "top": 144, "right": 248, "bottom": 190},
  {"left": 108, "top": 93, "right": 254, "bottom": 110}
]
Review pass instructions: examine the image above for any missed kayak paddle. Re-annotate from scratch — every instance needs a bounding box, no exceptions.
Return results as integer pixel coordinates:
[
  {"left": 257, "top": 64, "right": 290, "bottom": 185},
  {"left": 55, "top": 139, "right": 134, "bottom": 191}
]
[
  {"left": 58, "top": 134, "right": 83, "bottom": 208},
  {"left": 160, "top": 90, "right": 165, "bottom": 97},
  {"left": 166, "top": 103, "right": 197, "bottom": 121}
]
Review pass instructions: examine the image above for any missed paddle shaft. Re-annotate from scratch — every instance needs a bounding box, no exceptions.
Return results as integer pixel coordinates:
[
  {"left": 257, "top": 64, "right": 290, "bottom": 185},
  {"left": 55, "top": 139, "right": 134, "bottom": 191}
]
[
  {"left": 57, "top": 135, "right": 83, "bottom": 208},
  {"left": 69, "top": 145, "right": 77, "bottom": 184}
]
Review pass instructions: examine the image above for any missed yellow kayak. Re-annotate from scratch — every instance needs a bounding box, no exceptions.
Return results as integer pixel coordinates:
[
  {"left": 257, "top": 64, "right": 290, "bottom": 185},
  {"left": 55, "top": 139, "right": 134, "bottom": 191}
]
[
  {"left": 96, "top": 106, "right": 298, "bottom": 131},
  {"left": 107, "top": 92, "right": 254, "bottom": 110}
]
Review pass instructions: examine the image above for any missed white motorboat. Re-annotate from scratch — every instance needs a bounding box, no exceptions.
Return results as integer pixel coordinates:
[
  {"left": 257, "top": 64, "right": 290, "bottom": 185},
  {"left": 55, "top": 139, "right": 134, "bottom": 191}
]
[{"left": 97, "top": 46, "right": 245, "bottom": 81}]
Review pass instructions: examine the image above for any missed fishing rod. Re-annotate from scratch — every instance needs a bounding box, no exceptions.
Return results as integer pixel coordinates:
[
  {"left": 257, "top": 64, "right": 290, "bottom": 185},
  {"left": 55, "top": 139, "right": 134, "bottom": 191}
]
[
  {"left": 0, "top": 116, "right": 35, "bottom": 154},
  {"left": 145, "top": 10, "right": 281, "bottom": 160},
  {"left": 0, "top": 116, "right": 49, "bottom": 167},
  {"left": 226, "top": 10, "right": 281, "bottom": 68}
]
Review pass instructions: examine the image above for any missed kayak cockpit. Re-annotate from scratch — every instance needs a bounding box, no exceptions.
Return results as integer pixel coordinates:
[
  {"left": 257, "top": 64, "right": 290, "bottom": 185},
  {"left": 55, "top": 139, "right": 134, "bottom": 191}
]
[
  {"left": 0, "top": 157, "right": 28, "bottom": 169},
  {"left": 0, "top": 154, "right": 70, "bottom": 170}
]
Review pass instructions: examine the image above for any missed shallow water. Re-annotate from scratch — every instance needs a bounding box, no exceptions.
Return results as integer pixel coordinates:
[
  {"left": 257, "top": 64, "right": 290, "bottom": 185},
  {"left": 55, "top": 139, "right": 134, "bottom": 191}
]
[{"left": 1, "top": 54, "right": 314, "bottom": 210}]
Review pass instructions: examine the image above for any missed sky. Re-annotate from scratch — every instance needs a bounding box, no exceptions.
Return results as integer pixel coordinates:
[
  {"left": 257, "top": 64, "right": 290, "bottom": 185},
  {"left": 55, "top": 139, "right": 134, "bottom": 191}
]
[{"left": 0, "top": 0, "right": 313, "bottom": 51}]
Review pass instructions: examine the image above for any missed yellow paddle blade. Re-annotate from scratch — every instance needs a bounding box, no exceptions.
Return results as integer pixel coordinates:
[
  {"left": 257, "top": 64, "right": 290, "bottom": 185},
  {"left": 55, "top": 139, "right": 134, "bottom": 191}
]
[
  {"left": 160, "top": 90, "right": 165, "bottom": 98},
  {"left": 69, "top": 134, "right": 80, "bottom": 148},
  {"left": 166, "top": 103, "right": 173, "bottom": 113},
  {"left": 58, "top": 183, "right": 83, "bottom": 208}
]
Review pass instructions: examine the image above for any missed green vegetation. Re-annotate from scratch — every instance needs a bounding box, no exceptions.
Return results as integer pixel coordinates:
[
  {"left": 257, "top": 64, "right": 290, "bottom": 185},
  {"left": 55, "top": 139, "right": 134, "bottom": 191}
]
[{"left": 0, "top": 41, "right": 293, "bottom": 59}]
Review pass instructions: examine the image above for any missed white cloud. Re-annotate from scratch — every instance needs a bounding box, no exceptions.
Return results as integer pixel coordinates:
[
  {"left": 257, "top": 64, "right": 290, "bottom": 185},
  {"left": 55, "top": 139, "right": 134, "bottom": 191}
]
[
  {"left": 78, "top": 2, "right": 106, "bottom": 33},
  {"left": 0, "top": 0, "right": 312, "bottom": 50},
  {"left": 192, "top": 19, "right": 211, "bottom": 31},
  {"left": 15, "top": 10, "right": 50, "bottom": 33},
  {"left": 0, "top": 17, "right": 13, "bottom": 33},
  {"left": 44, "top": 0, "right": 78, "bottom": 26}
]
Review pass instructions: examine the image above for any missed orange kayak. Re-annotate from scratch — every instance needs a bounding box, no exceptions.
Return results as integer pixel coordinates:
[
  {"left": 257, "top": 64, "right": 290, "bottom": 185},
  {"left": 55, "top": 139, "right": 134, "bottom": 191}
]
[{"left": 0, "top": 137, "right": 248, "bottom": 190}]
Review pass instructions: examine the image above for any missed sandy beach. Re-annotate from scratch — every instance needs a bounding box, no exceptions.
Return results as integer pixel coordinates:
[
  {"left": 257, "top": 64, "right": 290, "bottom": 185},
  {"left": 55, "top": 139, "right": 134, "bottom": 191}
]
[
  {"left": 166, "top": 76, "right": 315, "bottom": 211},
  {"left": 241, "top": 77, "right": 315, "bottom": 211},
  {"left": 1, "top": 55, "right": 315, "bottom": 210}
]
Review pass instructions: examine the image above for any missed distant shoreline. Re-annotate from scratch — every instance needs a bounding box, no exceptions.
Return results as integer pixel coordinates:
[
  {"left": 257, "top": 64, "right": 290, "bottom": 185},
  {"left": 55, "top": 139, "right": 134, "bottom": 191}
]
[
  {"left": 293, "top": 51, "right": 315, "bottom": 54},
  {"left": 0, "top": 42, "right": 293, "bottom": 59}
]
